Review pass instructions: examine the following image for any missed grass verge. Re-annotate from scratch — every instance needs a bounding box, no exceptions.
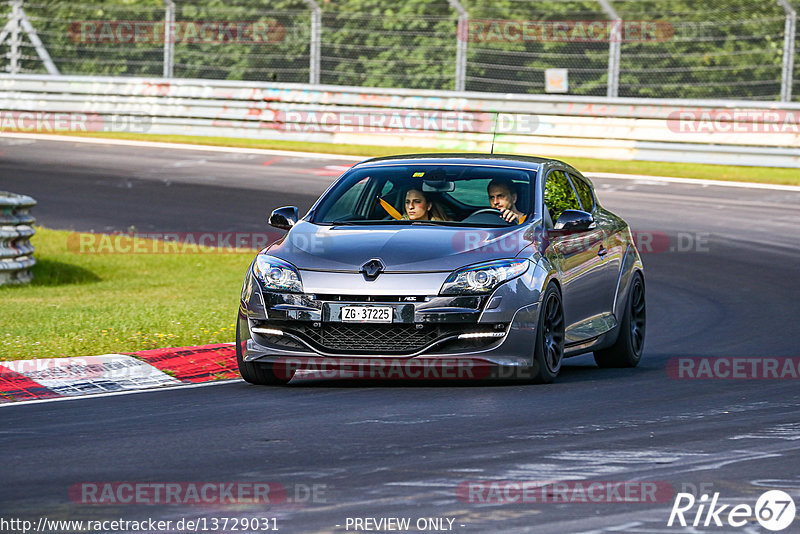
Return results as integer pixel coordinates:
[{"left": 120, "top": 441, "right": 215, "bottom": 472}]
[
  {"left": 0, "top": 227, "right": 252, "bottom": 360},
  {"left": 43, "top": 130, "right": 800, "bottom": 186}
]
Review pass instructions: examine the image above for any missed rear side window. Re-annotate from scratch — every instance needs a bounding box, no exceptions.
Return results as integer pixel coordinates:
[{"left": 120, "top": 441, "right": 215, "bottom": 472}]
[
  {"left": 569, "top": 174, "right": 595, "bottom": 212},
  {"left": 544, "top": 170, "right": 581, "bottom": 223}
]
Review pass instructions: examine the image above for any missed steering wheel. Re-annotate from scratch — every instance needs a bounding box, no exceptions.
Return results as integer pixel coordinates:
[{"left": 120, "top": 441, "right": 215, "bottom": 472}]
[
  {"left": 462, "top": 208, "right": 513, "bottom": 225},
  {"left": 471, "top": 208, "right": 503, "bottom": 217}
]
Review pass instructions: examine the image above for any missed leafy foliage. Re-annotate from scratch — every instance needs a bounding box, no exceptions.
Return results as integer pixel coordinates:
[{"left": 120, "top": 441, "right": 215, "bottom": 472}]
[{"left": 2, "top": 0, "right": 797, "bottom": 100}]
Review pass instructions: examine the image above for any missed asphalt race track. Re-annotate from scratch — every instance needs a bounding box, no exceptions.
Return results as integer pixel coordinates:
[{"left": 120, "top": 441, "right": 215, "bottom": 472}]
[{"left": 2, "top": 137, "right": 800, "bottom": 533}]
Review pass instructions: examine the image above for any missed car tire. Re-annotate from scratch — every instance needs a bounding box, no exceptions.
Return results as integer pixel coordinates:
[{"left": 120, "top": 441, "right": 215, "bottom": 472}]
[
  {"left": 594, "top": 271, "right": 646, "bottom": 368},
  {"left": 530, "top": 283, "right": 565, "bottom": 383},
  {"left": 235, "top": 318, "right": 294, "bottom": 385}
]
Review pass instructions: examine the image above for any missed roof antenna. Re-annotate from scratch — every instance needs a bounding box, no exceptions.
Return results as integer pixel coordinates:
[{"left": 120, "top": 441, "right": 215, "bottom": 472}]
[{"left": 490, "top": 112, "right": 498, "bottom": 154}]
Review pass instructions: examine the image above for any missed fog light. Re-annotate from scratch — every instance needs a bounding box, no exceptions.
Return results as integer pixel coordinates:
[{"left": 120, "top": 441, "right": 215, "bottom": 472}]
[
  {"left": 252, "top": 327, "right": 284, "bottom": 336},
  {"left": 458, "top": 332, "right": 505, "bottom": 339}
]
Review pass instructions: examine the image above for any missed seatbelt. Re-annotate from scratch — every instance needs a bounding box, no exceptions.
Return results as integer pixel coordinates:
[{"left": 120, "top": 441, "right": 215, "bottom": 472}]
[{"left": 378, "top": 197, "right": 402, "bottom": 220}]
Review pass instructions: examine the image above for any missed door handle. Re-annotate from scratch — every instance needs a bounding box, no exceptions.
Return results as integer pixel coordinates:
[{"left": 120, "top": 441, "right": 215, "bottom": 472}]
[{"left": 597, "top": 245, "right": 607, "bottom": 257}]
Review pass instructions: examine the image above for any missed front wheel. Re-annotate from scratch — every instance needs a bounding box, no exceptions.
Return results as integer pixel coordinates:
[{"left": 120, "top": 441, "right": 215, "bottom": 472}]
[
  {"left": 530, "top": 283, "right": 565, "bottom": 383},
  {"left": 236, "top": 318, "right": 294, "bottom": 385},
  {"left": 594, "top": 271, "right": 646, "bottom": 368}
]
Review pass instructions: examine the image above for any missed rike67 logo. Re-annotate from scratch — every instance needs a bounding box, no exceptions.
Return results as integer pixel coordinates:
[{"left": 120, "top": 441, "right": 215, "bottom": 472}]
[{"left": 668, "top": 490, "right": 796, "bottom": 531}]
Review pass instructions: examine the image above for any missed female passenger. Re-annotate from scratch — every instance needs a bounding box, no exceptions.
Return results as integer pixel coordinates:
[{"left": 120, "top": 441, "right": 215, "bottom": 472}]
[{"left": 402, "top": 188, "right": 448, "bottom": 221}]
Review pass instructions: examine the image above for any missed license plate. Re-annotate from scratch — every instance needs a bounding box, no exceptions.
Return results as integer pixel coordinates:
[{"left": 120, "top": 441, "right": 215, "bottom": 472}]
[{"left": 341, "top": 305, "right": 393, "bottom": 323}]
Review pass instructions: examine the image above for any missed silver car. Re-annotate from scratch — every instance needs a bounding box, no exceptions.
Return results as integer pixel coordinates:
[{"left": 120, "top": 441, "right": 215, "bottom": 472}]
[{"left": 236, "top": 154, "right": 645, "bottom": 384}]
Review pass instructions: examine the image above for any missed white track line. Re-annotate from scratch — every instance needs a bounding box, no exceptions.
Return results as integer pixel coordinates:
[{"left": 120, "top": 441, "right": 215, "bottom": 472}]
[
  {"left": 586, "top": 171, "right": 800, "bottom": 192},
  {"left": 0, "top": 132, "right": 365, "bottom": 161},
  {"left": 3, "top": 133, "right": 798, "bottom": 191}
]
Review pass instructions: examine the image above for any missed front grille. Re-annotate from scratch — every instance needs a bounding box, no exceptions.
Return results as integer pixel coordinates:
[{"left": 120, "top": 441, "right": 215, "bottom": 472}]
[
  {"left": 255, "top": 322, "right": 459, "bottom": 355},
  {"left": 253, "top": 321, "right": 505, "bottom": 355},
  {"left": 302, "top": 323, "right": 441, "bottom": 354}
]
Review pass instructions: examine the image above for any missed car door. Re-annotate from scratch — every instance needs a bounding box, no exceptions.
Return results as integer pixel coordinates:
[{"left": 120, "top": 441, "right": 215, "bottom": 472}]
[
  {"left": 569, "top": 171, "right": 621, "bottom": 326},
  {"left": 543, "top": 169, "right": 612, "bottom": 344}
]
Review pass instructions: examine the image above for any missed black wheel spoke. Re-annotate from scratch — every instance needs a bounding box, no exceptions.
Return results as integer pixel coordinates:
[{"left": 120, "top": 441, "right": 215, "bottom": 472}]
[
  {"left": 633, "top": 331, "right": 643, "bottom": 352},
  {"left": 546, "top": 298, "right": 558, "bottom": 322},
  {"left": 540, "top": 292, "right": 564, "bottom": 374},
  {"left": 548, "top": 346, "right": 558, "bottom": 368},
  {"left": 628, "top": 280, "right": 645, "bottom": 355}
]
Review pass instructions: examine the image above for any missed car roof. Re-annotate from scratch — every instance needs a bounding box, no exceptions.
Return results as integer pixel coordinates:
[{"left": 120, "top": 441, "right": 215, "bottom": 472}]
[{"left": 354, "top": 153, "right": 566, "bottom": 171}]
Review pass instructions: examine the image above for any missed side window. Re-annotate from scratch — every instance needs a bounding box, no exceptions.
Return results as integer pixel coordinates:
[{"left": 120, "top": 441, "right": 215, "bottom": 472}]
[
  {"left": 544, "top": 170, "right": 581, "bottom": 224},
  {"left": 324, "top": 177, "right": 370, "bottom": 221},
  {"left": 569, "top": 174, "right": 595, "bottom": 212}
]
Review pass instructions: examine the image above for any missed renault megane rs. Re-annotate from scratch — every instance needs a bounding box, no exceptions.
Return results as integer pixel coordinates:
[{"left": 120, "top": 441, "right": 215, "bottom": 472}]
[{"left": 236, "top": 154, "right": 645, "bottom": 384}]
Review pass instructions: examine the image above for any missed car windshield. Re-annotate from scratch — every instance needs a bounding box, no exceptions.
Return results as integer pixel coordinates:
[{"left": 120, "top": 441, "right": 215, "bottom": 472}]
[{"left": 310, "top": 164, "right": 537, "bottom": 227}]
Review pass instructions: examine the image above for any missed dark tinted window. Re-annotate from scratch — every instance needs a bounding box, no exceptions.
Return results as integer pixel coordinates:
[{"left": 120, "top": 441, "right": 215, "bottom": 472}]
[
  {"left": 544, "top": 170, "right": 581, "bottom": 223},
  {"left": 569, "top": 173, "right": 595, "bottom": 212}
]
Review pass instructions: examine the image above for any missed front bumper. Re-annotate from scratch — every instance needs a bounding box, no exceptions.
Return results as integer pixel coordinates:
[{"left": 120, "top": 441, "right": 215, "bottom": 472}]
[{"left": 239, "top": 268, "right": 543, "bottom": 368}]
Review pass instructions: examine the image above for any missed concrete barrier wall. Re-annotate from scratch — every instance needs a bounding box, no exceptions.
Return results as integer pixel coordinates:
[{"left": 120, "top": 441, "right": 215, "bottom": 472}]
[{"left": 1, "top": 74, "right": 798, "bottom": 167}]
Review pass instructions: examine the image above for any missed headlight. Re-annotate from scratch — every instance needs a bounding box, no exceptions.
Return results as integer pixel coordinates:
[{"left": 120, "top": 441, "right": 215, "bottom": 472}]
[
  {"left": 440, "top": 259, "right": 529, "bottom": 295},
  {"left": 253, "top": 255, "right": 303, "bottom": 293}
]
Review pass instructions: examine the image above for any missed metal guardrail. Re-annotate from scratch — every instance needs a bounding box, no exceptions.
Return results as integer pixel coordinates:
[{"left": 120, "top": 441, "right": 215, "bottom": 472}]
[
  {"left": 0, "top": 74, "right": 798, "bottom": 168},
  {"left": 0, "top": 191, "right": 36, "bottom": 285}
]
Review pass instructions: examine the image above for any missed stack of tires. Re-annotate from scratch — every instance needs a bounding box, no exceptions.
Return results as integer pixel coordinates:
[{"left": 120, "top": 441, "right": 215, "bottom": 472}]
[{"left": 0, "top": 192, "right": 36, "bottom": 285}]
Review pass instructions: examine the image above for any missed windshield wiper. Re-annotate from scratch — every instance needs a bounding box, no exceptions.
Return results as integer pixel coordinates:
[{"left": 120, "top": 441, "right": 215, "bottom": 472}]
[
  {"left": 411, "top": 220, "right": 511, "bottom": 228},
  {"left": 327, "top": 220, "right": 410, "bottom": 226},
  {"left": 324, "top": 219, "right": 512, "bottom": 228}
]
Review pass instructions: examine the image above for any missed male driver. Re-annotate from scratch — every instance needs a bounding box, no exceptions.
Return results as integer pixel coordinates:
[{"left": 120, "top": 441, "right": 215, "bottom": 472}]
[{"left": 488, "top": 178, "right": 526, "bottom": 223}]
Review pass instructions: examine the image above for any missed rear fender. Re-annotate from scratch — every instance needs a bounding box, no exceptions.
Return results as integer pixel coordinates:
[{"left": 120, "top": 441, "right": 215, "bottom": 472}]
[{"left": 612, "top": 244, "right": 644, "bottom": 320}]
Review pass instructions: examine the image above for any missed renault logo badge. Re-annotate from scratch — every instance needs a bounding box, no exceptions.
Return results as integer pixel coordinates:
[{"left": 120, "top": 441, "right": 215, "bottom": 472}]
[{"left": 360, "top": 259, "right": 385, "bottom": 281}]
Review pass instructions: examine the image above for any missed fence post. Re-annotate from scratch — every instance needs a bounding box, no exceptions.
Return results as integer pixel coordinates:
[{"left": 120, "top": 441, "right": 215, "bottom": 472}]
[
  {"left": 19, "top": 6, "right": 59, "bottom": 75},
  {"left": 163, "top": 0, "right": 175, "bottom": 78},
  {"left": 448, "top": 0, "right": 468, "bottom": 92},
  {"left": 778, "top": 0, "right": 796, "bottom": 102},
  {"left": 9, "top": 0, "right": 22, "bottom": 74},
  {"left": 597, "top": 0, "right": 620, "bottom": 98},
  {"left": 303, "top": 0, "right": 321, "bottom": 85}
]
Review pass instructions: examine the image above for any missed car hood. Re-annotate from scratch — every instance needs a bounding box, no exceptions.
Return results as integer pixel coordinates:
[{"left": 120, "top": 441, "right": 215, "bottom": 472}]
[{"left": 267, "top": 221, "right": 539, "bottom": 272}]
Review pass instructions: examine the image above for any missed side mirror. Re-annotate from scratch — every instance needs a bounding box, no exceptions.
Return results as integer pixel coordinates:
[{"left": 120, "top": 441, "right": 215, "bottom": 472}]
[
  {"left": 269, "top": 206, "right": 298, "bottom": 231},
  {"left": 553, "top": 209, "right": 595, "bottom": 232}
]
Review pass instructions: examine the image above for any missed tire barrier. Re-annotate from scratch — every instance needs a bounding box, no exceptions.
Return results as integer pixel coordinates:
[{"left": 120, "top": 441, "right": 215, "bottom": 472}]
[{"left": 0, "top": 191, "right": 36, "bottom": 286}]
